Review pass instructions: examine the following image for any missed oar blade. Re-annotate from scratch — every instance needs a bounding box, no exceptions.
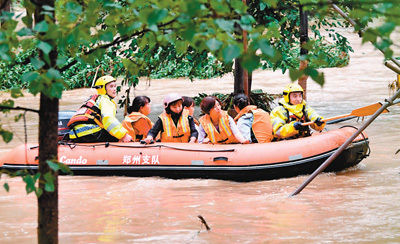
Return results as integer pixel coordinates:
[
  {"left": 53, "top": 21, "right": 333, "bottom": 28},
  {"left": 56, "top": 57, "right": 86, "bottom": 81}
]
[
  {"left": 301, "top": 102, "right": 389, "bottom": 126},
  {"left": 350, "top": 102, "right": 389, "bottom": 117}
]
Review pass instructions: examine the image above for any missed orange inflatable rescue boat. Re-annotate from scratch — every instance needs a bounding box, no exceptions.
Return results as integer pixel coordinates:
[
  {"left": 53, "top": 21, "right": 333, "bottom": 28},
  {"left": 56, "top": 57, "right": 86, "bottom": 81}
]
[{"left": 0, "top": 126, "right": 369, "bottom": 182}]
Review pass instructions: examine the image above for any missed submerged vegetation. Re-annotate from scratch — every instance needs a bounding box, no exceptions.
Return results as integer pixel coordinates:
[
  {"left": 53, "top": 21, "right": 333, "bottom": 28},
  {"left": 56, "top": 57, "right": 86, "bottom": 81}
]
[{"left": 194, "top": 89, "right": 277, "bottom": 114}]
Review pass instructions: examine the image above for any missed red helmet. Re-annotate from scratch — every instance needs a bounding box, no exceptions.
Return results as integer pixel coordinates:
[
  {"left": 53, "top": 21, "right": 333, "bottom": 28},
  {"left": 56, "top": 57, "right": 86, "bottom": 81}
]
[{"left": 163, "top": 93, "right": 182, "bottom": 108}]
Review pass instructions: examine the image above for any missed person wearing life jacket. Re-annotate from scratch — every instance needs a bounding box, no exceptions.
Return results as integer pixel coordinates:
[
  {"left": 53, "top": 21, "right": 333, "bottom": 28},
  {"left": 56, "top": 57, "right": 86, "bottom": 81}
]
[
  {"left": 182, "top": 96, "right": 200, "bottom": 129},
  {"left": 122, "top": 96, "right": 153, "bottom": 142},
  {"left": 198, "top": 96, "right": 249, "bottom": 144},
  {"left": 233, "top": 93, "right": 273, "bottom": 143},
  {"left": 142, "top": 93, "right": 198, "bottom": 143},
  {"left": 67, "top": 76, "right": 132, "bottom": 143},
  {"left": 270, "top": 83, "right": 325, "bottom": 140}
]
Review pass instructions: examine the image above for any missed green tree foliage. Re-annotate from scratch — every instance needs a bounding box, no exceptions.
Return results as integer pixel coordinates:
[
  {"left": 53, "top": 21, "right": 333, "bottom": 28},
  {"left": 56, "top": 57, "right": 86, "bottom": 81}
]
[
  {"left": 0, "top": 0, "right": 356, "bottom": 92},
  {"left": 247, "top": 0, "right": 353, "bottom": 73},
  {"left": 0, "top": 0, "right": 398, "bottom": 146},
  {"left": 0, "top": 45, "right": 230, "bottom": 90},
  {"left": 0, "top": 0, "right": 398, "bottom": 151},
  {"left": 0, "top": 1, "right": 398, "bottom": 95}
]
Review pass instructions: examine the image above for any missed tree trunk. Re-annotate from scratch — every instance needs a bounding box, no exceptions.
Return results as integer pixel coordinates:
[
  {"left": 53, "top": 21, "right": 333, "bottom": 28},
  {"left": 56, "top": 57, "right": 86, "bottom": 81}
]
[
  {"left": 234, "top": 60, "right": 252, "bottom": 96},
  {"left": 35, "top": 0, "right": 59, "bottom": 243},
  {"left": 0, "top": 0, "right": 11, "bottom": 11},
  {"left": 234, "top": 58, "right": 244, "bottom": 95},
  {"left": 38, "top": 95, "right": 59, "bottom": 244},
  {"left": 242, "top": 20, "right": 249, "bottom": 97},
  {"left": 234, "top": 0, "right": 250, "bottom": 96},
  {"left": 234, "top": 61, "right": 252, "bottom": 96},
  {"left": 298, "top": 5, "right": 309, "bottom": 100},
  {"left": 248, "top": 72, "right": 252, "bottom": 94},
  {"left": 0, "top": 0, "right": 11, "bottom": 27}
]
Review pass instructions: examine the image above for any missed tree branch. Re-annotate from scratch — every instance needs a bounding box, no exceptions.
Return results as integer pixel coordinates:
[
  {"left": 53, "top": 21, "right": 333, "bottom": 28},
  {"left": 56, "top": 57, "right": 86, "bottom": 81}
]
[
  {"left": 86, "top": 18, "right": 178, "bottom": 54},
  {"left": 60, "top": 18, "right": 179, "bottom": 73},
  {"left": 0, "top": 106, "right": 39, "bottom": 113},
  {"left": 258, "top": 0, "right": 399, "bottom": 13},
  {"left": 355, "top": 6, "right": 400, "bottom": 18},
  {"left": 298, "top": 0, "right": 400, "bottom": 8}
]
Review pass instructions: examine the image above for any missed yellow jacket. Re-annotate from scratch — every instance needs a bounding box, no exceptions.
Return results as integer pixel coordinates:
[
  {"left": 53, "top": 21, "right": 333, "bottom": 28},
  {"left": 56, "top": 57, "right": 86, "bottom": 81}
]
[
  {"left": 69, "top": 95, "right": 127, "bottom": 140},
  {"left": 270, "top": 98, "right": 325, "bottom": 140}
]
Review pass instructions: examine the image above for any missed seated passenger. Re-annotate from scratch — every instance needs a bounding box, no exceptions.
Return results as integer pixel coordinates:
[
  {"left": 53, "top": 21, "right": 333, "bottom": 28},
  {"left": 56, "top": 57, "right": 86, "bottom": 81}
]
[
  {"left": 122, "top": 96, "right": 153, "bottom": 142},
  {"left": 198, "top": 96, "right": 249, "bottom": 144},
  {"left": 233, "top": 93, "right": 273, "bottom": 143},
  {"left": 143, "top": 93, "right": 197, "bottom": 143},
  {"left": 270, "top": 83, "right": 325, "bottom": 140},
  {"left": 68, "top": 76, "right": 132, "bottom": 143},
  {"left": 182, "top": 96, "right": 199, "bottom": 129}
]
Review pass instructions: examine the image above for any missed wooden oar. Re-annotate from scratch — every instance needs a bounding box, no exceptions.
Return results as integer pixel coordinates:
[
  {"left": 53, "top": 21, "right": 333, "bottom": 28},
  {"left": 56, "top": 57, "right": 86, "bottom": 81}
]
[
  {"left": 302, "top": 102, "right": 389, "bottom": 126},
  {"left": 326, "top": 116, "right": 357, "bottom": 125}
]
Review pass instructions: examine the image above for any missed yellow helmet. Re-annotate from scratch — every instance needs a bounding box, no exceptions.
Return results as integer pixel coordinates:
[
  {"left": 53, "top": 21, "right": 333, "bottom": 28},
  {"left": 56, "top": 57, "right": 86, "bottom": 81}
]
[
  {"left": 283, "top": 83, "right": 304, "bottom": 104},
  {"left": 93, "top": 75, "right": 116, "bottom": 95}
]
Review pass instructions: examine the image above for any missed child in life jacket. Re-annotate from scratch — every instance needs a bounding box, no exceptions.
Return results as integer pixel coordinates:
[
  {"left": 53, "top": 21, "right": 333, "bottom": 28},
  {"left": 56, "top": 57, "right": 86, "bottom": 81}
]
[
  {"left": 122, "top": 96, "right": 153, "bottom": 142},
  {"left": 270, "top": 83, "right": 325, "bottom": 140},
  {"left": 233, "top": 93, "right": 273, "bottom": 143},
  {"left": 142, "top": 93, "right": 198, "bottom": 144},
  {"left": 67, "top": 76, "right": 132, "bottom": 143},
  {"left": 198, "top": 96, "right": 249, "bottom": 144},
  {"left": 182, "top": 96, "right": 199, "bottom": 130}
]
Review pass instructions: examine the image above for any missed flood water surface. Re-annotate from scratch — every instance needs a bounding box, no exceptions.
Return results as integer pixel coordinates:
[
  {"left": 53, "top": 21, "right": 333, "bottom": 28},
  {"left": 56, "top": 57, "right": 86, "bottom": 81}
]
[{"left": 1, "top": 28, "right": 400, "bottom": 243}]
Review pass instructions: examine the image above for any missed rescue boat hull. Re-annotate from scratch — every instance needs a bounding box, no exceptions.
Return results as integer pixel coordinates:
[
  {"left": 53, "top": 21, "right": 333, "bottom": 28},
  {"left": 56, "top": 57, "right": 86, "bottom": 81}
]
[{"left": 0, "top": 127, "right": 369, "bottom": 182}]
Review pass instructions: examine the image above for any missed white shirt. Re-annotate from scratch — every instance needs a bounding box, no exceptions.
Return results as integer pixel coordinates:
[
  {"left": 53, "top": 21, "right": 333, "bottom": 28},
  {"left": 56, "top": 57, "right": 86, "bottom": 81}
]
[{"left": 198, "top": 116, "right": 246, "bottom": 143}]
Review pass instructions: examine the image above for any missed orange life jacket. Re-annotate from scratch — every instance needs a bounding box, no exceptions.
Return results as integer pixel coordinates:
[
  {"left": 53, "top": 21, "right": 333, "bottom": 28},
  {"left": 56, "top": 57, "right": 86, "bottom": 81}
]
[
  {"left": 193, "top": 118, "right": 200, "bottom": 126},
  {"left": 182, "top": 108, "right": 199, "bottom": 126},
  {"left": 67, "top": 95, "right": 103, "bottom": 129},
  {"left": 233, "top": 105, "right": 273, "bottom": 143},
  {"left": 199, "top": 111, "right": 239, "bottom": 144},
  {"left": 159, "top": 112, "right": 191, "bottom": 142},
  {"left": 122, "top": 112, "right": 153, "bottom": 142}
]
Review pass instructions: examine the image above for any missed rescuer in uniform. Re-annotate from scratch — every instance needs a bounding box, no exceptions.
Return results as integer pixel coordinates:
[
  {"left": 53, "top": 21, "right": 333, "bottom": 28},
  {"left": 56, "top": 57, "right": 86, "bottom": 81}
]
[
  {"left": 270, "top": 83, "right": 325, "bottom": 140},
  {"left": 67, "top": 76, "right": 132, "bottom": 143}
]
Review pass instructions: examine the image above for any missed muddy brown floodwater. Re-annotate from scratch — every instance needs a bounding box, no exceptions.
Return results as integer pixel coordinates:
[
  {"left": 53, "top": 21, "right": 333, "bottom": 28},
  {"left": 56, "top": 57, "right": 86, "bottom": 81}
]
[{"left": 1, "top": 27, "right": 400, "bottom": 243}]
